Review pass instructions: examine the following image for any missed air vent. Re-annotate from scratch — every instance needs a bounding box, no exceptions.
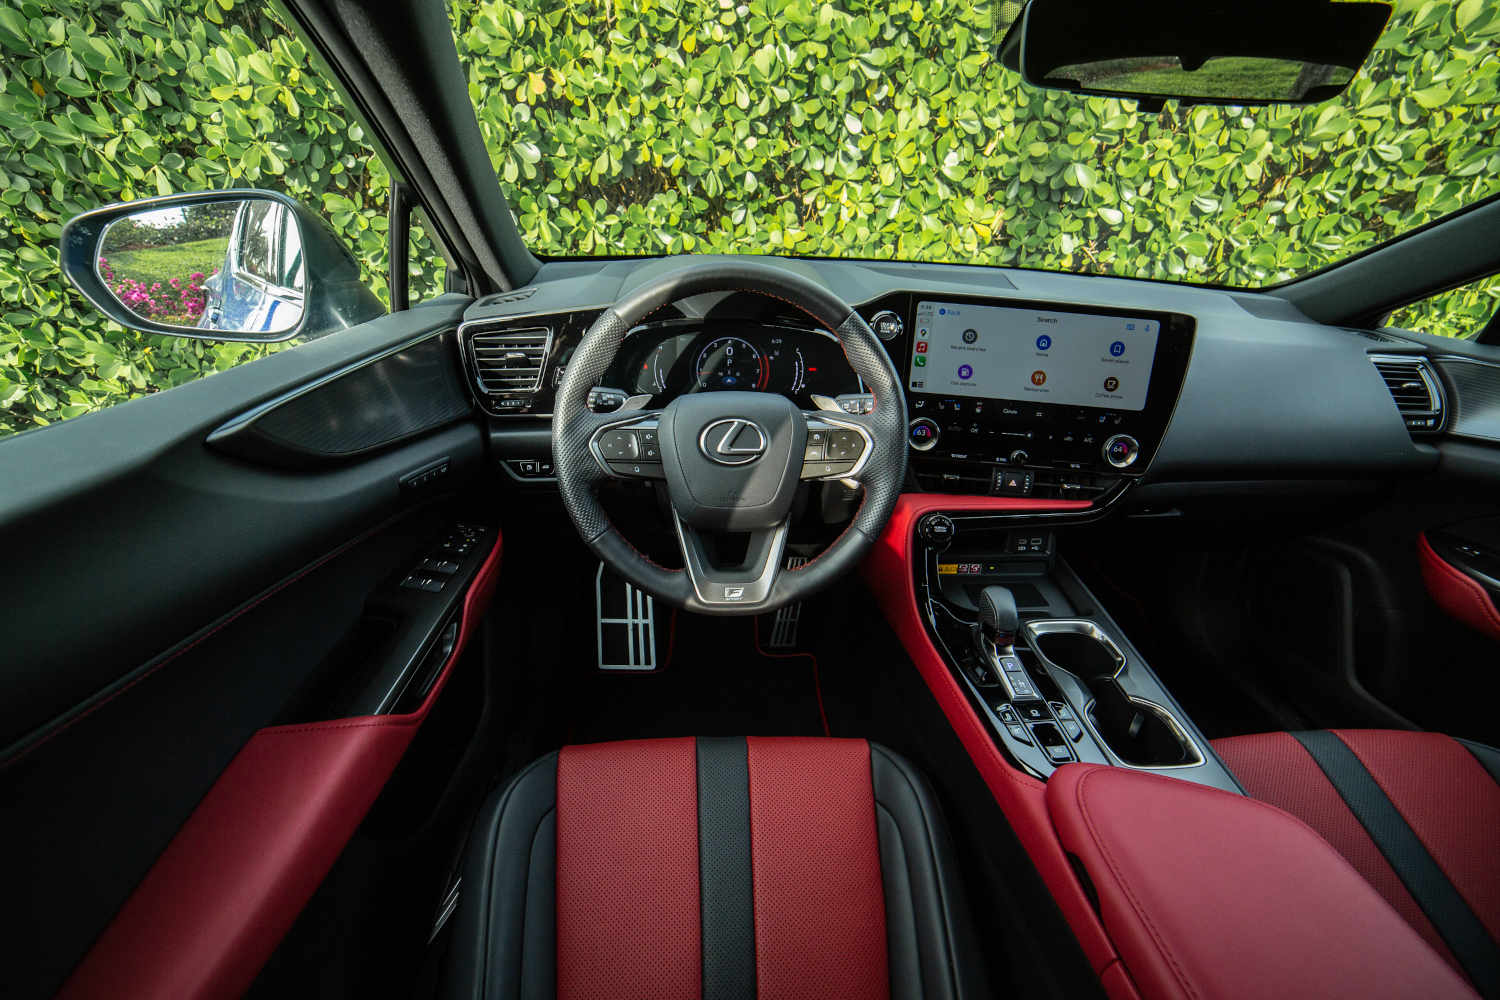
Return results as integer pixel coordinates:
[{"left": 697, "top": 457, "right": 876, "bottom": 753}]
[
  {"left": 468, "top": 327, "right": 552, "bottom": 395},
  {"left": 480, "top": 287, "right": 537, "bottom": 308},
  {"left": 1370, "top": 355, "right": 1444, "bottom": 434}
]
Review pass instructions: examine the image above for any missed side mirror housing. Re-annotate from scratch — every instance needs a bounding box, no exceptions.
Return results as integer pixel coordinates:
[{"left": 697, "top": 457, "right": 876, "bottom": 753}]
[{"left": 61, "top": 189, "right": 385, "bottom": 343}]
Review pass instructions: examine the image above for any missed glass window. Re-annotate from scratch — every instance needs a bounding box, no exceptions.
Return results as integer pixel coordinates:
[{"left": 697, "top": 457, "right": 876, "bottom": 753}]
[
  {"left": 0, "top": 2, "right": 393, "bottom": 440},
  {"left": 235, "top": 202, "right": 279, "bottom": 285},
  {"left": 452, "top": 0, "right": 1500, "bottom": 288},
  {"left": 1387, "top": 274, "right": 1500, "bottom": 340}
]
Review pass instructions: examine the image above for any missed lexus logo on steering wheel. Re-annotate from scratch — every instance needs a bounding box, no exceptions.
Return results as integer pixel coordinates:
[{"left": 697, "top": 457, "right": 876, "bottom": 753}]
[{"left": 698, "top": 418, "right": 768, "bottom": 466}]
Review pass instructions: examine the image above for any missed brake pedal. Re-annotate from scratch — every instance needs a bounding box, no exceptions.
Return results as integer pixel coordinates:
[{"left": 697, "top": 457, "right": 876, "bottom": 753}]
[
  {"left": 767, "top": 555, "right": 808, "bottom": 648},
  {"left": 595, "top": 562, "right": 659, "bottom": 671}
]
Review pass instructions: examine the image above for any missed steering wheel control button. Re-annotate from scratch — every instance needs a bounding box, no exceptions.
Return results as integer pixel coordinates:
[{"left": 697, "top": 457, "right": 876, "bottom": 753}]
[
  {"left": 597, "top": 429, "right": 641, "bottom": 461},
  {"left": 607, "top": 461, "right": 663, "bottom": 479},
  {"left": 825, "top": 429, "right": 864, "bottom": 462},
  {"left": 908, "top": 417, "right": 940, "bottom": 451},
  {"left": 1103, "top": 433, "right": 1140, "bottom": 468},
  {"left": 804, "top": 429, "right": 829, "bottom": 460},
  {"left": 803, "top": 460, "right": 855, "bottom": 479},
  {"left": 870, "top": 310, "right": 904, "bottom": 341}
]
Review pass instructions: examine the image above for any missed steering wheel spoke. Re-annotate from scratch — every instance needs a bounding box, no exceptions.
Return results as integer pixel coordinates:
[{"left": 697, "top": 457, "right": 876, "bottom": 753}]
[
  {"left": 799, "top": 409, "right": 876, "bottom": 483},
  {"left": 672, "top": 512, "right": 790, "bottom": 608}
]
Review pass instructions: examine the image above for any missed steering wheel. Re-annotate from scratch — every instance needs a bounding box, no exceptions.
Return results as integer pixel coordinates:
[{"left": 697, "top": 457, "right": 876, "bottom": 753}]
[{"left": 553, "top": 260, "right": 908, "bottom": 615}]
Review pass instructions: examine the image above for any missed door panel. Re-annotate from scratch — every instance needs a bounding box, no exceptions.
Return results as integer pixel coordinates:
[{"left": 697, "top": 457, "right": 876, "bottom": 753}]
[
  {"left": 0, "top": 296, "right": 498, "bottom": 997},
  {"left": 1, "top": 297, "right": 470, "bottom": 750}
]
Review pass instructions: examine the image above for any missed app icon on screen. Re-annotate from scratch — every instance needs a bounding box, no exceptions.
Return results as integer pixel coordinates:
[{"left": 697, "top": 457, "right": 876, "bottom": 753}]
[
  {"left": 914, "top": 356, "right": 927, "bottom": 367},
  {"left": 1031, "top": 370, "right": 1047, "bottom": 386},
  {"left": 962, "top": 329, "right": 978, "bottom": 344},
  {"left": 957, "top": 364, "right": 973, "bottom": 380},
  {"left": 1035, "top": 334, "right": 1052, "bottom": 351},
  {"left": 915, "top": 341, "right": 928, "bottom": 354},
  {"left": 1109, "top": 341, "right": 1126, "bottom": 357},
  {"left": 1104, "top": 376, "right": 1120, "bottom": 392}
]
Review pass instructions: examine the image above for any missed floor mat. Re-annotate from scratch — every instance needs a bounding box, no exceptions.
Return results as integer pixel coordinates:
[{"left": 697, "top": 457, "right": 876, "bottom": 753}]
[{"left": 563, "top": 612, "right": 831, "bottom": 745}]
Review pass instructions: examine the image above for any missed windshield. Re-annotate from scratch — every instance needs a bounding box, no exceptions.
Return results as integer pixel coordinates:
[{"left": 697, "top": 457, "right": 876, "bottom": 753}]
[{"left": 452, "top": 0, "right": 1499, "bottom": 288}]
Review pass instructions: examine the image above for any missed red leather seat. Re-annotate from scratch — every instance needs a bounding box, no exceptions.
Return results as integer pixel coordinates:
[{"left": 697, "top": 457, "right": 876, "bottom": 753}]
[
  {"left": 1213, "top": 729, "right": 1500, "bottom": 995},
  {"left": 439, "top": 737, "right": 988, "bottom": 1000}
]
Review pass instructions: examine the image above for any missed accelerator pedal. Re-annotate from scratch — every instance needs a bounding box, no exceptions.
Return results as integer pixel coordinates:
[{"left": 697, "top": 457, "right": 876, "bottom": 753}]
[
  {"left": 595, "top": 562, "right": 659, "bottom": 671},
  {"left": 766, "top": 554, "right": 809, "bottom": 649}
]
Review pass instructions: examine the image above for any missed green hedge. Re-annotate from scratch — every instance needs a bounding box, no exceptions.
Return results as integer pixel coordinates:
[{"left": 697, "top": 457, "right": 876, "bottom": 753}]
[
  {"left": 454, "top": 0, "right": 1498, "bottom": 282},
  {"left": 1, "top": 0, "right": 1498, "bottom": 440}
]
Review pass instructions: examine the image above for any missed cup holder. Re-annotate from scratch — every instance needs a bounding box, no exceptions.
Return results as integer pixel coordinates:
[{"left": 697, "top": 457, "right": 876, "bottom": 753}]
[{"left": 1023, "top": 620, "right": 1203, "bottom": 770}]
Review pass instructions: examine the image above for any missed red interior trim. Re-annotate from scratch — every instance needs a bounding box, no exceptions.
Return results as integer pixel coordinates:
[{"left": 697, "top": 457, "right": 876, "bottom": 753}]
[
  {"left": 59, "top": 531, "right": 504, "bottom": 1000},
  {"left": 747, "top": 737, "right": 889, "bottom": 1000},
  {"left": 1418, "top": 532, "right": 1500, "bottom": 642},
  {"left": 556, "top": 738, "right": 702, "bottom": 1000},
  {"left": 861, "top": 493, "right": 1122, "bottom": 978}
]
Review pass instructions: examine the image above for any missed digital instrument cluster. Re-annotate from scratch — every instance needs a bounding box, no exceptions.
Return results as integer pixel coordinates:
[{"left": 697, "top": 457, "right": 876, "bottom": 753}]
[{"left": 607, "top": 320, "right": 862, "bottom": 406}]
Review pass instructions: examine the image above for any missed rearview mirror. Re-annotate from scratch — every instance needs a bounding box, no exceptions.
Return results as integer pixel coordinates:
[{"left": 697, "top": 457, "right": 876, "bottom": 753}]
[
  {"left": 62, "top": 190, "right": 384, "bottom": 343},
  {"left": 998, "top": 0, "right": 1392, "bottom": 108}
]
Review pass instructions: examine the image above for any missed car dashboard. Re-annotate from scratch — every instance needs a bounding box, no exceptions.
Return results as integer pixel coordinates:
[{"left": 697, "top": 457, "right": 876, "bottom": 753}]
[{"left": 454, "top": 254, "right": 1450, "bottom": 507}]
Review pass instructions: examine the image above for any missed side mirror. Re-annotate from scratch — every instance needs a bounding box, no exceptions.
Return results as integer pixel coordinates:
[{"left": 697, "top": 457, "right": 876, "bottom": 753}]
[{"left": 61, "top": 190, "right": 384, "bottom": 343}]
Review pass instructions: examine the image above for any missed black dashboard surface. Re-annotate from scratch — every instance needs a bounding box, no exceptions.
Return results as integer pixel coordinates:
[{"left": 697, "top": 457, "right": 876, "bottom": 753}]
[{"left": 459, "top": 254, "right": 1439, "bottom": 495}]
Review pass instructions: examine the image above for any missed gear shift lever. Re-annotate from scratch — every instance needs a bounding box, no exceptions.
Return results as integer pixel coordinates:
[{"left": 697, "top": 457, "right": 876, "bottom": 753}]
[
  {"left": 976, "top": 585, "right": 1019, "bottom": 650},
  {"left": 972, "top": 585, "right": 1041, "bottom": 702}
]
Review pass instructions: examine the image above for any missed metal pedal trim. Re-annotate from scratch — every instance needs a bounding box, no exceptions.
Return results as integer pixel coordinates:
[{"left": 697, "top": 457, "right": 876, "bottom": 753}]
[
  {"left": 596, "top": 562, "right": 658, "bottom": 671},
  {"left": 767, "top": 555, "right": 809, "bottom": 648}
]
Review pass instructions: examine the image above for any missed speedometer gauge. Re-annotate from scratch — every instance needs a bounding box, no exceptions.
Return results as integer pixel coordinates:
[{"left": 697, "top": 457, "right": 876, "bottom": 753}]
[{"left": 694, "top": 336, "right": 767, "bottom": 391}]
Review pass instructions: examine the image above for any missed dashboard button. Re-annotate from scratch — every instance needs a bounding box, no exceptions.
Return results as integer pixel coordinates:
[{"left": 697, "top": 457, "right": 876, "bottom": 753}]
[
  {"left": 908, "top": 418, "right": 940, "bottom": 451},
  {"left": 870, "top": 310, "right": 904, "bottom": 341},
  {"left": 919, "top": 514, "right": 955, "bottom": 549}
]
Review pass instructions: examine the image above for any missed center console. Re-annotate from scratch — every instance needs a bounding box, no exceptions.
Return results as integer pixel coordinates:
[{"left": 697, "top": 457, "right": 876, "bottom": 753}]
[
  {"left": 911, "top": 510, "right": 1239, "bottom": 791},
  {"left": 860, "top": 293, "right": 1194, "bottom": 501}
]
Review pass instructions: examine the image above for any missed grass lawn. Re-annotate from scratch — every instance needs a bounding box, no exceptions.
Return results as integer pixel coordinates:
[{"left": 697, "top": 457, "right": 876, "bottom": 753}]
[{"left": 103, "top": 236, "right": 229, "bottom": 287}]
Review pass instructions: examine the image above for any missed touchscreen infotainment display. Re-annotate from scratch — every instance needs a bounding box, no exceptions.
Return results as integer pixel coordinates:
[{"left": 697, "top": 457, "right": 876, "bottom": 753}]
[{"left": 909, "top": 301, "right": 1159, "bottom": 411}]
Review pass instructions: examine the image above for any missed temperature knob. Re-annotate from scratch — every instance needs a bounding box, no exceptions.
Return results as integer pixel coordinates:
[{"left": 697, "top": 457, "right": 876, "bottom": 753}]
[
  {"left": 908, "top": 418, "right": 940, "bottom": 451},
  {"left": 1103, "top": 434, "right": 1140, "bottom": 468}
]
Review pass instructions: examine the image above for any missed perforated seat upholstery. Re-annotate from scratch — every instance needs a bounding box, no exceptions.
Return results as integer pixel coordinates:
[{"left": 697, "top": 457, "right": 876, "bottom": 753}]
[
  {"left": 441, "top": 736, "right": 989, "bottom": 1000},
  {"left": 1214, "top": 729, "right": 1500, "bottom": 996}
]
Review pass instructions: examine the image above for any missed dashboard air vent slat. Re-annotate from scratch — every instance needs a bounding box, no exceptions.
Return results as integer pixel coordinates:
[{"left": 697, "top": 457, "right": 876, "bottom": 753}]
[
  {"left": 468, "top": 327, "right": 553, "bottom": 395},
  {"left": 1371, "top": 355, "right": 1444, "bottom": 435}
]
